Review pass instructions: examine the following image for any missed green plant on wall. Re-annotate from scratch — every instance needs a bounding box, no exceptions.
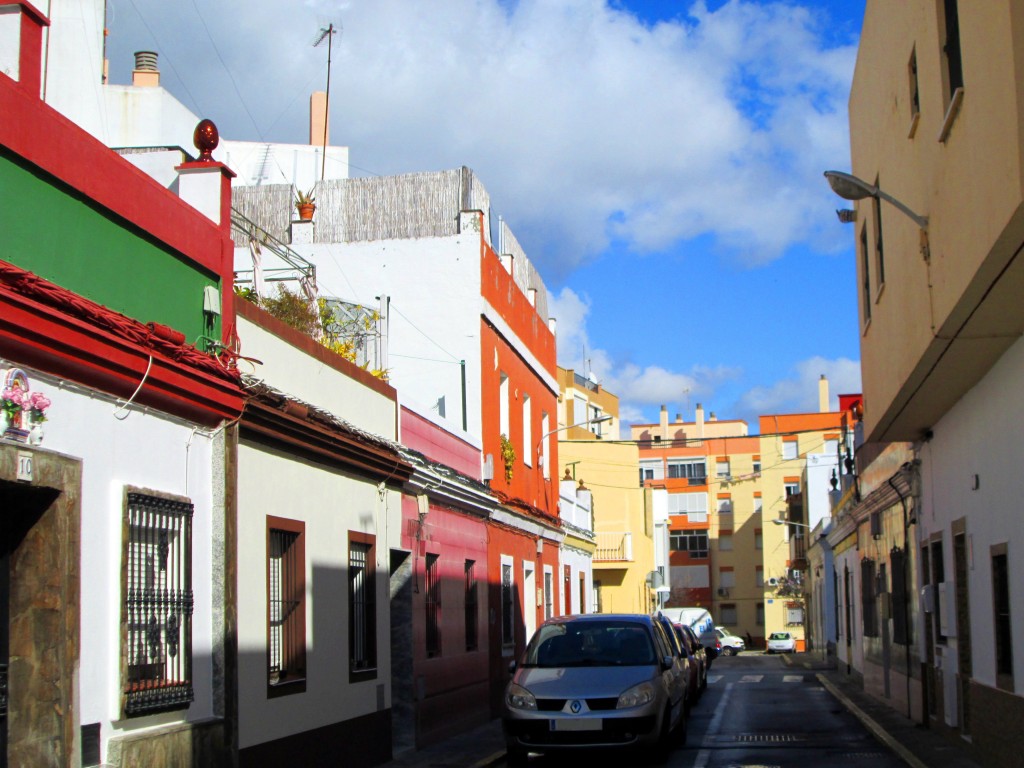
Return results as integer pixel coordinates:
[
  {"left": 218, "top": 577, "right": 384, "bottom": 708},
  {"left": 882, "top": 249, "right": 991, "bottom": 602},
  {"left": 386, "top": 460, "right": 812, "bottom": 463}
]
[{"left": 500, "top": 433, "right": 516, "bottom": 482}]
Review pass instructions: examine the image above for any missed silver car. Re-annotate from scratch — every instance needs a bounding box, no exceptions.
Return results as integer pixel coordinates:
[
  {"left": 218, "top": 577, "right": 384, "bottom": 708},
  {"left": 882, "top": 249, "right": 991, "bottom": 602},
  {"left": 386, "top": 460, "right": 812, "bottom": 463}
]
[{"left": 502, "top": 614, "right": 687, "bottom": 765}]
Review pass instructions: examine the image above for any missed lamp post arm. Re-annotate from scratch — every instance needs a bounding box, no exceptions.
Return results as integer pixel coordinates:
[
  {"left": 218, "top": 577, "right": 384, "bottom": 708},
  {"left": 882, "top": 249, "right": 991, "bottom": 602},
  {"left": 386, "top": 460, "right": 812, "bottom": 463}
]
[{"left": 876, "top": 188, "right": 929, "bottom": 230}]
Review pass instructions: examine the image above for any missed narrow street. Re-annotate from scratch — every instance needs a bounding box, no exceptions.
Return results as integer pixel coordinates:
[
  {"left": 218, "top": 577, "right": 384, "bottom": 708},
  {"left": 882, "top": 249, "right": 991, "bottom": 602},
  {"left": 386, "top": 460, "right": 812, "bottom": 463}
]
[{"left": 509, "top": 654, "right": 904, "bottom": 768}]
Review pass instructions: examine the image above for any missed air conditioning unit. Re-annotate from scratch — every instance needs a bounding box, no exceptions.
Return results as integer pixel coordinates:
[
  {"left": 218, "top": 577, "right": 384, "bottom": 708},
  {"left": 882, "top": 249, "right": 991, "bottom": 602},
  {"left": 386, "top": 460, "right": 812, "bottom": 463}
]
[
  {"left": 768, "top": 577, "right": 779, "bottom": 587},
  {"left": 790, "top": 569, "right": 802, "bottom": 582},
  {"left": 717, "top": 588, "right": 730, "bottom": 597}
]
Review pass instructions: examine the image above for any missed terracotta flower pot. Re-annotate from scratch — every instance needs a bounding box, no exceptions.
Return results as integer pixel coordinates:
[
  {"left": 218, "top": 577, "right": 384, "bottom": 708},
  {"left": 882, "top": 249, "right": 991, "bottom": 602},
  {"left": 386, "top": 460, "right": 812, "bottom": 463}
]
[{"left": 297, "top": 203, "right": 315, "bottom": 221}]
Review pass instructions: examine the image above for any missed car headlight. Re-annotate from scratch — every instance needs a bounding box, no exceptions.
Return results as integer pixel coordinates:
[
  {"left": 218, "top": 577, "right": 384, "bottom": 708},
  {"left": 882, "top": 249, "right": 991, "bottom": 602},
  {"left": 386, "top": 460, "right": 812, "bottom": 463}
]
[
  {"left": 616, "top": 681, "right": 656, "bottom": 709},
  {"left": 506, "top": 683, "right": 537, "bottom": 711}
]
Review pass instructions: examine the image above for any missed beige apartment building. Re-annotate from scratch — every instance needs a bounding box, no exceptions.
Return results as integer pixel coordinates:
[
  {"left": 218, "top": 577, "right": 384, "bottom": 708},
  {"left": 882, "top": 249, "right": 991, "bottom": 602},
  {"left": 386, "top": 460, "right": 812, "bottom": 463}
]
[
  {"left": 556, "top": 368, "right": 653, "bottom": 613},
  {"left": 837, "top": 2, "right": 1024, "bottom": 764}
]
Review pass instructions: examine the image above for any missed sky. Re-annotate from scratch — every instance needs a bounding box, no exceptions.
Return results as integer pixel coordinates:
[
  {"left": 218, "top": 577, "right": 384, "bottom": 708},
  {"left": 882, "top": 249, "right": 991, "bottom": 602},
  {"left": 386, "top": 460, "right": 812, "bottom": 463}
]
[{"left": 105, "top": 0, "right": 867, "bottom": 434}]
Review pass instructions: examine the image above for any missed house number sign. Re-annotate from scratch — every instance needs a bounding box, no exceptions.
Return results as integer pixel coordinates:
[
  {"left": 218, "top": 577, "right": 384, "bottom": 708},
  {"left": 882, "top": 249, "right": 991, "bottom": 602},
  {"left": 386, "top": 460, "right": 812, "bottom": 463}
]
[{"left": 17, "top": 450, "right": 33, "bottom": 482}]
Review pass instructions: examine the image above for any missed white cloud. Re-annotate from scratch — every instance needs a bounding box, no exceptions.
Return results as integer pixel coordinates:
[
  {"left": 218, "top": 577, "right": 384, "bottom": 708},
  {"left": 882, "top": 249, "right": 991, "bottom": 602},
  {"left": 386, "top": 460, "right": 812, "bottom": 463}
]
[
  {"left": 735, "top": 356, "right": 862, "bottom": 419},
  {"left": 106, "top": 0, "right": 858, "bottom": 275}
]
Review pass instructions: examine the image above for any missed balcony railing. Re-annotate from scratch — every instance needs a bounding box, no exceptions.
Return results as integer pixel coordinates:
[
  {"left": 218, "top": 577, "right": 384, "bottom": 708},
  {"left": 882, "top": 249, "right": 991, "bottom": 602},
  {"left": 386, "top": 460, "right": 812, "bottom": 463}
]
[{"left": 594, "top": 532, "right": 633, "bottom": 562}]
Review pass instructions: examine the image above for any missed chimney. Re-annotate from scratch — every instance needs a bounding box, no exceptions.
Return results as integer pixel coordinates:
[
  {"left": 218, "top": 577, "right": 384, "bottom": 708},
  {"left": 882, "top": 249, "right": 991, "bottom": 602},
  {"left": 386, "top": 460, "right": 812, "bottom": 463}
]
[
  {"left": 310, "top": 91, "right": 329, "bottom": 147},
  {"left": 696, "top": 403, "right": 705, "bottom": 440},
  {"left": 132, "top": 51, "right": 160, "bottom": 87},
  {"left": 659, "top": 405, "right": 668, "bottom": 441},
  {"left": 819, "top": 374, "right": 830, "bottom": 413},
  {"left": 709, "top": 412, "right": 717, "bottom": 422}
]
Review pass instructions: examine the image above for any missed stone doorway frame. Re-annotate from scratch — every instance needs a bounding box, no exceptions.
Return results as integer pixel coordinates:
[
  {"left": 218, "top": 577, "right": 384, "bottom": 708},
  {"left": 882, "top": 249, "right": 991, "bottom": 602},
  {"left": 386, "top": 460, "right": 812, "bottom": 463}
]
[{"left": 0, "top": 443, "right": 81, "bottom": 768}]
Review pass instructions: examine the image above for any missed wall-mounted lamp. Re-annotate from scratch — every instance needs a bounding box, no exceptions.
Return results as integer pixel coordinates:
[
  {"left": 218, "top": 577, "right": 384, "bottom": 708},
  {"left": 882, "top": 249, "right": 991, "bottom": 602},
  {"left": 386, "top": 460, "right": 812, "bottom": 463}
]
[{"left": 824, "top": 170, "right": 930, "bottom": 260}]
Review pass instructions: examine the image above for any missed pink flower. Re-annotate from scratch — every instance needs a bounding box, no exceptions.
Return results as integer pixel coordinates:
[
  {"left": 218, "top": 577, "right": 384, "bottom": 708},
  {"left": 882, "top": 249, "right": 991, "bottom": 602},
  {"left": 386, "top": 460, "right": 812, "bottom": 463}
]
[
  {"left": 29, "top": 391, "right": 51, "bottom": 412},
  {"left": 2, "top": 387, "right": 24, "bottom": 407}
]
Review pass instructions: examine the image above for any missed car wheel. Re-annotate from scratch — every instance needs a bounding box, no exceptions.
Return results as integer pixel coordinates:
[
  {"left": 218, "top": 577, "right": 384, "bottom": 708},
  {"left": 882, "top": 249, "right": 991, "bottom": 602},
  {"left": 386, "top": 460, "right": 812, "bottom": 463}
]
[{"left": 724, "top": 647, "right": 736, "bottom": 657}]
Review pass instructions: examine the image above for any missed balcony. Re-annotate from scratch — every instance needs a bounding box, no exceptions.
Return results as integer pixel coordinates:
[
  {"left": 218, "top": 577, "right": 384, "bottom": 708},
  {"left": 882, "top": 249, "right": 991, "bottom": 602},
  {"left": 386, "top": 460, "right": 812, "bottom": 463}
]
[
  {"left": 789, "top": 533, "right": 808, "bottom": 569},
  {"left": 594, "top": 532, "right": 633, "bottom": 562}
]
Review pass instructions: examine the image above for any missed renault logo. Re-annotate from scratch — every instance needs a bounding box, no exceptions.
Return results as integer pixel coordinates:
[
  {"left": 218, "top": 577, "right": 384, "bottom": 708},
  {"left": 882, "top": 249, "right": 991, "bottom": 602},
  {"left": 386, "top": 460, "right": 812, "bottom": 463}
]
[{"left": 570, "top": 700, "right": 582, "bottom": 714}]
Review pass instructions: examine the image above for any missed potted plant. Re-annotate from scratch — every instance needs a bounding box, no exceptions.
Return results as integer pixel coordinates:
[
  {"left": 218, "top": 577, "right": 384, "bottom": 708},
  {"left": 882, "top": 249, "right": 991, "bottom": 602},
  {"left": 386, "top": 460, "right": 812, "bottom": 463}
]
[{"left": 295, "top": 187, "right": 316, "bottom": 221}]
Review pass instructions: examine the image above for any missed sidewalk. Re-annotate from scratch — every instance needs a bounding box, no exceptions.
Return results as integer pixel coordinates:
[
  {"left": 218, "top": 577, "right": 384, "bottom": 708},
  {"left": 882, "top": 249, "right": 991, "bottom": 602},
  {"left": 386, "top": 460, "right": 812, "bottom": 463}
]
[
  {"left": 381, "top": 718, "right": 506, "bottom": 768},
  {"left": 378, "top": 653, "right": 984, "bottom": 768},
  {"left": 783, "top": 651, "right": 982, "bottom": 768}
]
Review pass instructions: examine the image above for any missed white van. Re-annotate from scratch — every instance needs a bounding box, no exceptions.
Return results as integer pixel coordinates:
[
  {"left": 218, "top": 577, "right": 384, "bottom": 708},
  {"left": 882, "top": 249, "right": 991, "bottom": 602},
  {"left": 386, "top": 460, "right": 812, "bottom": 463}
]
[{"left": 659, "top": 607, "right": 714, "bottom": 636}]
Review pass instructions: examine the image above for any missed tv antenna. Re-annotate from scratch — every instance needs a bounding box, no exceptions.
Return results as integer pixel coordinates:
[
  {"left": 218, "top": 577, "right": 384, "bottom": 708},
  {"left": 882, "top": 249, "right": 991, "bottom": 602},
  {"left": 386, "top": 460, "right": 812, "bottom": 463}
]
[{"left": 313, "top": 22, "right": 339, "bottom": 181}]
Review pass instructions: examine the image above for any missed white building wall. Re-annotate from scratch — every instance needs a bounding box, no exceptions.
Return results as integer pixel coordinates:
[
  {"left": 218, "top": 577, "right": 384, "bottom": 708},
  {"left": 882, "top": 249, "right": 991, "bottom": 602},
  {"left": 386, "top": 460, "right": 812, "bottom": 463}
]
[
  {"left": 236, "top": 441, "right": 392, "bottom": 748},
  {"left": 242, "top": 234, "right": 484, "bottom": 438},
  {"left": 11, "top": 365, "right": 219, "bottom": 747},
  {"left": 919, "top": 333, "right": 1024, "bottom": 693},
  {"left": 558, "top": 547, "right": 593, "bottom": 615},
  {"left": 237, "top": 313, "right": 396, "bottom": 439},
  {"left": 806, "top": 452, "right": 839, "bottom": 530}
]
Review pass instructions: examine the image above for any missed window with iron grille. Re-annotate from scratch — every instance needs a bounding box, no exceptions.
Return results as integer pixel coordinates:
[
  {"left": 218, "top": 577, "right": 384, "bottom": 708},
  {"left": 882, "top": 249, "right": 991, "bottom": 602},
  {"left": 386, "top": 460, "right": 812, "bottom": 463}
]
[
  {"left": 544, "top": 569, "right": 553, "bottom": 619},
  {"left": 992, "top": 546, "right": 1013, "bottom": 687},
  {"left": 501, "top": 560, "right": 515, "bottom": 646},
  {"left": 349, "top": 533, "right": 377, "bottom": 680},
  {"left": 123, "top": 492, "right": 194, "bottom": 716},
  {"left": 267, "top": 516, "right": 305, "bottom": 694},
  {"left": 891, "top": 546, "right": 910, "bottom": 645},
  {"left": 465, "top": 560, "right": 478, "bottom": 651},
  {"left": 426, "top": 554, "right": 441, "bottom": 658}
]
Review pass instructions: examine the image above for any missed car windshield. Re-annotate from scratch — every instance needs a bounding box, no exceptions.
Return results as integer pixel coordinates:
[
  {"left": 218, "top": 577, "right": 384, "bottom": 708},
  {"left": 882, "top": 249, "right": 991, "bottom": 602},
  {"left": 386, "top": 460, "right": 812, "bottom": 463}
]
[
  {"left": 523, "top": 621, "right": 656, "bottom": 668},
  {"left": 769, "top": 633, "right": 791, "bottom": 640}
]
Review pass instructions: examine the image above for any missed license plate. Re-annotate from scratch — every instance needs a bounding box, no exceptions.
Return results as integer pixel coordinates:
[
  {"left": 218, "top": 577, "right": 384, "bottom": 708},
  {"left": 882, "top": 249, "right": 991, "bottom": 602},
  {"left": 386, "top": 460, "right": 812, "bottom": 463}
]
[{"left": 550, "top": 719, "right": 602, "bottom": 731}]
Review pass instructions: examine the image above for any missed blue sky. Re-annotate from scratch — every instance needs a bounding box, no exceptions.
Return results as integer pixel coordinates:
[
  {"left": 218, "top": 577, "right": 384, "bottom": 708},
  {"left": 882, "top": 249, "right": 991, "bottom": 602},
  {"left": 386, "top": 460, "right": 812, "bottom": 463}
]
[{"left": 107, "top": 0, "right": 867, "bottom": 432}]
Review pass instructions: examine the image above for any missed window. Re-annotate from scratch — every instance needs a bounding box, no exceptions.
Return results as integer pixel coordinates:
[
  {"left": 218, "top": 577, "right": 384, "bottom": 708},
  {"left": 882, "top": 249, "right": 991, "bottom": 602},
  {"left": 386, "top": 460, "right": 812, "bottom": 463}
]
[
  {"left": 755, "top": 528, "right": 763, "bottom": 550},
  {"left": 544, "top": 568, "right": 553, "bottom": 619},
  {"left": 756, "top": 567, "right": 764, "bottom": 588},
  {"left": 124, "top": 492, "right": 194, "bottom": 715},
  {"left": 755, "top": 603, "right": 765, "bottom": 626},
  {"left": 782, "top": 438, "right": 798, "bottom": 461},
  {"left": 993, "top": 545, "right": 1013, "bottom": 688},
  {"left": 908, "top": 46, "right": 920, "bottom": 136},
  {"left": 823, "top": 438, "right": 839, "bottom": 456},
  {"left": 784, "top": 482, "right": 800, "bottom": 498},
  {"left": 465, "top": 560, "right": 478, "bottom": 651},
  {"left": 717, "top": 497, "right": 732, "bottom": 514},
  {"left": 719, "top": 532, "right": 733, "bottom": 551},
  {"left": 349, "top": 532, "right": 377, "bottom": 679},
  {"left": 541, "top": 412, "right": 550, "bottom": 479},
  {"left": 668, "top": 492, "right": 708, "bottom": 522},
  {"left": 754, "top": 496, "right": 763, "bottom": 515},
  {"left": 873, "top": 189, "right": 885, "bottom": 292},
  {"left": 860, "top": 223, "right": 871, "bottom": 325},
  {"left": 752, "top": 457, "right": 762, "bottom": 474},
  {"left": 501, "top": 558, "right": 515, "bottom": 646},
  {"left": 579, "top": 573, "right": 586, "bottom": 613},
  {"left": 719, "top": 569, "right": 736, "bottom": 589},
  {"left": 669, "top": 531, "right": 709, "bottom": 558},
  {"left": 861, "top": 558, "right": 878, "bottom": 637},
  {"left": 639, "top": 459, "right": 663, "bottom": 485},
  {"left": 940, "top": 0, "right": 963, "bottom": 99},
  {"left": 716, "top": 458, "right": 731, "bottom": 477},
  {"left": 426, "top": 554, "right": 441, "bottom": 657},
  {"left": 720, "top": 604, "right": 737, "bottom": 625},
  {"left": 563, "top": 566, "right": 572, "bottom": 616},
  {"left": 499, "top": 372, "right": 510, "bottom": 437},
  {"left": 786, "top": 603, "right": 804, "bottom": 626},
  {"left": 267, "top": 516, "right": 306, "bottom": 694},
  {"left": 668, "top": 458, "right": 706, "bottom": 483},
  {"left": 522, "top": 395, "right": 532, "bottom": 467}
]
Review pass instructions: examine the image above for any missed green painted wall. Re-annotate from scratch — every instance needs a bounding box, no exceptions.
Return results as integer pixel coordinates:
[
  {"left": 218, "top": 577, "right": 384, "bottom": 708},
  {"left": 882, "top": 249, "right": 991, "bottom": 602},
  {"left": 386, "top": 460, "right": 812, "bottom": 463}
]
[{"left": 1, "top": 150, "right": 220, "bottom": 344}]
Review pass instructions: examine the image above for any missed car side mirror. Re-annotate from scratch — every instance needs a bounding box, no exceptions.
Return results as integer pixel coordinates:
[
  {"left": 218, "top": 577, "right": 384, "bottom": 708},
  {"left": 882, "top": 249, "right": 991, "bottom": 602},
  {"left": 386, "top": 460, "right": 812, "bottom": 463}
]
[
  {"left": 661, "top": 656, "right": 675, "bottom": 671},
  {"left": 508, "top": 660, "right": 517, "bottom": 674},
  {"left": 705, "top": 646, "right": 718, "bottom": 660}
]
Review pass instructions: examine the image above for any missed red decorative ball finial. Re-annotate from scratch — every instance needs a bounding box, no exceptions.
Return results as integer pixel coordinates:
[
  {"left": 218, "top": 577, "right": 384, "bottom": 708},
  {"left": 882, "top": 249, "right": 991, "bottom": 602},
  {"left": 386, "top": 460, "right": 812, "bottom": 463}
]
[{"left": 193, "top": 119, "right": 219, "bottom": 161}]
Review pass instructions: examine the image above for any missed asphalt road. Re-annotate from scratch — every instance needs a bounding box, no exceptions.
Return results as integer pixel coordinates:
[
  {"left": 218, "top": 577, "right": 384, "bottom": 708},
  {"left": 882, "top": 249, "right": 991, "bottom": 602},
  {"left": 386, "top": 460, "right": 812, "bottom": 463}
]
[{"left": 512, "top": 653, "right": 905, "bottom": 768}]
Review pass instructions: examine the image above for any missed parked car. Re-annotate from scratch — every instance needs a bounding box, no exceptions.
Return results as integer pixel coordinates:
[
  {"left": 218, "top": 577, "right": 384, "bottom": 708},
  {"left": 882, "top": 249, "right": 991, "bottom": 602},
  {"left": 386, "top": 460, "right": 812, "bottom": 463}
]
[
  {"left": 503, "top": 614, "right": 688, "bottom": 765},
  {"left": 766, "top": 631, "right": 796, "bottom": 654},
  {"left": 674, "top": 623, "right": 709, "bottom": 693},
  {"left": 654, "top": 613, "right": 695, "bottom": 712},
  {"left": 715, "top": 627, "right": 746, "bottom": 656}
]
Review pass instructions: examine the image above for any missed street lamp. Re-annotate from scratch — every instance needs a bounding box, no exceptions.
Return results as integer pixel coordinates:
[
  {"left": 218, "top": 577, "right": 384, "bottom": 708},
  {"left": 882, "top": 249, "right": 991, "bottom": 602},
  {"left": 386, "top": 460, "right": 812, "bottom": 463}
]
[
  {"left": 537, "top": 414, "right": 613, "bottom": 475},
  {"left": 823, "top": 170, "right": 928, "bottom": 230},
  {"left": 771, "top": 518, "right": 812, "bottom": 529}
]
